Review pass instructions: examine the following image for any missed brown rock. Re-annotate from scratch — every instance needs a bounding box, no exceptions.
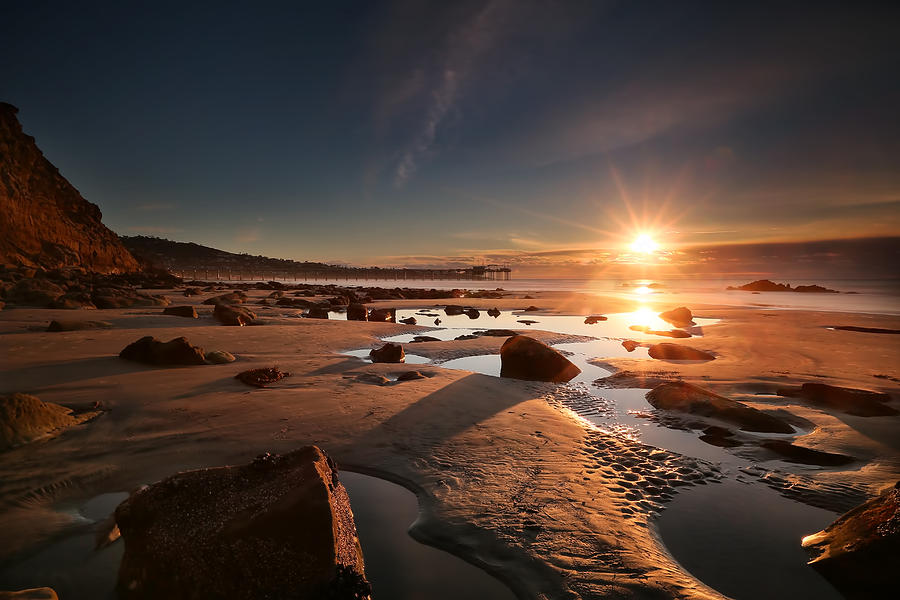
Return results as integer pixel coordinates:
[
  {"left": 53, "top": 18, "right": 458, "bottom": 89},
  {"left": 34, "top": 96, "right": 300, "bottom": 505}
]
[
  {"left": 213, "top": 304, "right": 256, "bottom": 326},
  {"left": 346, "top": 303, "right": 368, "bottom": 321},
  {"left": 6, "top": 279, "right": 64, "bottom": 306},
  {"left": 648, "top": 343, "right": 715, "bottom": 361},
  {"left": 646, "top": 381, "right": 794, "bottom": 433},
  {"left": 0, "top": 393, "right": 93, "bottom": 451},
  {"left": 306, "top": 306, "right": 331, "bottom": 319},
  {"left": 396, "top": 371, "right": 426, "bottom": 381},
  {"left": 443, "top": 305, "right": 465, "bottom": 316},
  {"left": 46, "top": 320, "right": 112, "bottom": 332},
  {"left": 464, "top": 308, "right": 480, "bottom": 319},
  {"left": 411, "top": 335, "right": 440, "bottom": 343},
  {"left": 776, "top": 383, "right": 897, "bottom": 417},
  {"left": 584, "top": 315, "right": 607, "bottom": 324},
  {"left": 202, "top": 291, "right": 247, "bottom": 306},
  {"left": 500, "top": 335, "right": 581, "bottom": 383},
  {"left": 115, "top": 446, "right": 370, "bottom": 600},
  {"left": 119, "top": 336, "right": 206, "bottom": 366},
  {"left": 204, "top": 350, "right": 236, "bottom": 364},
  {"left": 479, "top": 329, "right": 519, "bottom": 337},
  {"left": 622, "top": 340, "right": 640, "bottom": 352},
  {"left": 802, "top": 481, "right": 900, "bottom": 599},
  {"left": 235, "top": 367, "right": 290, "bottom": 387},
  {"left": 760, "top": 440, "right": 854, "bottom": 466},
  {"left": 368, "top": 308, "right": 395, "bottom": 322},
  {"left": 163, "top": 306, "right": 198, "bottom": 319},
  {"left": 0, "top": 103, "right": 139, "bottom": 272},
  {"left": 369, "top": 343, "right": 404, "bottom": 363},
  {"left": 487, "top": 307, "right": 501, "bottom": 318},
  {"left": 658, "top": 306, "right": 694, "bottom": 327}
]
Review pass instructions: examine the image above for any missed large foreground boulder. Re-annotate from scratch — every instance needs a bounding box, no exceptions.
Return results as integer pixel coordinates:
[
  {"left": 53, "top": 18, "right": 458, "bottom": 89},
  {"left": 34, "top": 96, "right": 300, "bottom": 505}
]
[
  {"left": 369, "top": 343, "right": 404, "bottom": 363},
  {"left": 0, "top": 393, "right": 98, "bottom": 451},
  {"left": 213, "top": 304, "right": 256, "bottom": 326},
  {"left": 646, "top": 381, "right": 793, "bottom": 433},
  {"left": 119, "top": 336, "right": 206, "bottom": 366},
  {"left": 500, "top": 335, "right": 581, "bottom": 383},
  {"left": 648, "top": 343, "right": 715, "bottom": 361},
  {"left": 776, "top": 383, "right": 897, "bottom": 417},
  {"left": 115, "top": 446, "right": 370, "bottom": 600},
  {"left": 802, "top": 481, "right": 900, "bottom": 599}
]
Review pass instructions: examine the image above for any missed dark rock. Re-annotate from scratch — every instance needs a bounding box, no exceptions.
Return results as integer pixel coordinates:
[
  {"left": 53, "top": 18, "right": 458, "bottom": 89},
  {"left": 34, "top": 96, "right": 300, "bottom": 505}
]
[
  {"left": 444, "top": 305, "right": 465, "bottom": 316},
  {"left": 0, "top": 103, "right": 140, "bottom": 273},
  {"left": 346, "top": 303, "right": 368, "bottom": 321},
  {"left": 802, "top": 481, "right": 900, "bottom": 599},
  {"left": 115, "top": 446, "right": 370, "bottom": 600},
  {"left": 434, "top": 318, "right": 441, "bottom": 326},
  {"left": 500, "top": 335, "right": 581, "bottom": 383},
  {"left": 235, "top": 367, "right": 290, "bottom": 387},
  {"left": 92, "top": 289, "right": 170, "bottom": 309},
  {"left": 479, "top": 329, "right": 519, "bottom": 337},
  {"left": 6, "top": 279, "right": 64, "bottom": 306},
  {"left": 399, "top": 316, "right": 417, "bottom": 325},
  {"left": 728, "top": 279, "right": 792, "bottom": 292},
  {"left": 648, "top": 343, "right": 715, "bottom": 361},
  {"left": 646, "top": 381, "right": 794, "bottom": 433},
  {"left": 411, "top": 335, "right": 440, "bottom": 343},
  {"left": 119, "top": 336, "right": 206, "bottom": 366},
  {"left": 830, "top": 326, "right": 900, "bottom": 335},
  {"left": 305, "top": 306, "right": 330, "bottom": 319},
  {"left": 48, "top": 291, "right": 96, "bottom": 309},
  {"left": 182, "top": 288, "right": 201, "bottom": 296},
  {"left": 794, "top": 284, "right": 839, "bottom": 293},
  {"left": 454, "top": 334, "right": 478, "bottom": 341},
  {"left": 523, "top": 305, "right": 540, "bottom": 312},
  {"left": 369, "top": 343, "right": 404, "bottom": 363},
  {"left": 622, "top": 340, "right": 640, "bottom": 352},
  {"left": 368, "top": 308, "right": 395, "bottom": 322},
  {"left": 487, "top": 307, "right": 501, "bottom": 318},
  {"left": 658, "top": 307, "right": 694, "bottom": 327},
  {"left": 776, "top": 383, "right": 897, "bottom": 417},
  {"left": 163, "top": 306, "right": 198, "bottom": 319},
  {"left": 46, "top": 320, "right": 112, "bottom": 332},
  {"left": 213, "top": 304, "right": 256, "bottom": 326},
  {"left": 517, "top": 319, "right": 538, "bottom": 325},
  {"left": 760, "top": 440, "right": 854, "bottom": 466},
  {"left": 396, "top": 371, "right": 426, "bottom": 382},
  {"left": 202, "top": 292, "right": 247, "bottom": 306},
  {"left": 464, "top": 308, "right": 480, "bottom": 319},
  {"left": 584, "top": 315, "right": 607, "bottom": 324},
  {"left": 595, "top": 369, "right": 675, "bottom": 389}
]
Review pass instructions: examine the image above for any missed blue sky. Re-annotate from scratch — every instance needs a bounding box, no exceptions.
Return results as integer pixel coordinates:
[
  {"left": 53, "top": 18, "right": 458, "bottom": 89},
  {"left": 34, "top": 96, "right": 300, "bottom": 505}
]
[{"left": 3, "top": 1, "right": 898, "bottom": 275}]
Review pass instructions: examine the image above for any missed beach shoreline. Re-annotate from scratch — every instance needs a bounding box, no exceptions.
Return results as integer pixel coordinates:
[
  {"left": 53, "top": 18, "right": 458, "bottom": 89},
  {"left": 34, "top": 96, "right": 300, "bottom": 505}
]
[{"left": 1, "top": 285, "right": 898, "bottom": 599}]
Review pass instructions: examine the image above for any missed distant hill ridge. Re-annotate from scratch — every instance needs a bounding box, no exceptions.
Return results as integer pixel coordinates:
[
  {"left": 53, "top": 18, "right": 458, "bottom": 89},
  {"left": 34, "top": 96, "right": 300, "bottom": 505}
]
[
  {"left": 121, "top": 236, "right": 337, "bottom": 272},
  {"left": 0, "top": 102, "right": 139, "bottom": 272}
]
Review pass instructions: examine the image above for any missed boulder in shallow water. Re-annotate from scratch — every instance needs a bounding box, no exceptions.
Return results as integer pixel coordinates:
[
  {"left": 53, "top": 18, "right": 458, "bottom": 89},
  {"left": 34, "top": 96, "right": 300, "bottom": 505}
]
[
  {"left": 346, "top": 303, "right": 368, "bottom": 321},
  {"left": 622, "top": 340, "right": 640, "bottom": 352},
  {"left": 658, "top": 306, "right": 694, "bottom": 327},
  {"left": 368, "top": 307, "right": 395, "bottom": 322},
  {"left": 802, "top": 481, "right": 900, "bottom": 600},
  {"left": 213, "top": 304, "right": 256, "bottom": 326},
  {"left": 305, "top": 306, "right": 330, "bottom": 319},
  {"left": 647, "top": 343, "right": 715, "bottom": 361},
  {"left": 399, "top": 316, "right": 417, "bottom": 325},
  {"left": 646, "top": 381, "right": 793, "bottom": 433},
  {"left": 776, "top": 382, "right": 897, "bottom": 417},
  {"left": 162, "top": 305, "right": 198, "bottom": 318},
  {"left": 115, "top": 446, "right": 370, "bottom": 600},
  {"left": 584, "top": 315, "right": 607, "bottom": 324},
  {"left": 119, "top": 336, "right": 206, "bottom": 366},
  {"left": 369, "top": 342, "right": 404, "bottom": 363},
  {"left": 500, "top": 335, "right": 581, "bottom": 383}
]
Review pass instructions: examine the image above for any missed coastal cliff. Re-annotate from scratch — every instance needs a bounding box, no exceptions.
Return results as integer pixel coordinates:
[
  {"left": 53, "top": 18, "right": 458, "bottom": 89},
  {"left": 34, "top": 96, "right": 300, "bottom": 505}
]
[{"left": 0, "top": 103, "right": 138, "bottom": 273}]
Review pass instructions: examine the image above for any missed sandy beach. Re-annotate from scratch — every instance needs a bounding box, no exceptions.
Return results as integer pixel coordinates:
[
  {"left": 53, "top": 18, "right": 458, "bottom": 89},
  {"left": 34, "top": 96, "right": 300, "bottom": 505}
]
[{"left": 1, "top": 285, "right": 897, "bottom": 599}]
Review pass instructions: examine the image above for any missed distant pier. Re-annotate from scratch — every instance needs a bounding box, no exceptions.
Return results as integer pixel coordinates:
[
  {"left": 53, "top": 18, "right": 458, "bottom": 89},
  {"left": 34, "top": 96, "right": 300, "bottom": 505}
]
[{"left": 169, "top": 264, "right": 512, "bottom": 282}]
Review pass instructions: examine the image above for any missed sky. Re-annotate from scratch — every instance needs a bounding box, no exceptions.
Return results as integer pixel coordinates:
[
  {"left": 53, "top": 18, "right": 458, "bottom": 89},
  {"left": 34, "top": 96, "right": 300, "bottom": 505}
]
[{"left": 3, "top": 1, "right": 899, "bottom": 277}]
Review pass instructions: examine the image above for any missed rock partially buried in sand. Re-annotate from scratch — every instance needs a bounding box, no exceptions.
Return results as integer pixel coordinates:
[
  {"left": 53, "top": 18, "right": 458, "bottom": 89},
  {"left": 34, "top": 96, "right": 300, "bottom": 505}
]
[
  {"left": 622, "top": 340, "right": 640, "bottom": 352},
  {"left": 0, "top": 393, "right": 99, "bottom": 451},
  {"left": 646, "top": 381, "right": 794, "bottom": 433},
  {"left": 369, "top": 343, "right": 404, "bottom": 363},
  {"left": 776, "top": 382, "right": 897, "bottom": 417},
  {"left": 411, "top": 335, "right": 440, "bottom": 343},
  {"left": 802, "top": 481, "right": 900, "bottom": 599},
  {"left": 479, "top": 329, "right": 519, "bottom": 337},
  {"left": 119, "top": 336, "right": 207, "bottom": 366},
  {"left": 162, "top": 305, "right": 198, "bottom": 318},
  {"left": 114, "top": 446, "right": 371, "bottom": 600},
  {"left": 0, "top": 588, "right": 59, "bottom": 599},
  {"left": 658, "top": 306, "right": 694, "bottom": 327},
  {"left": 205, "top": 350, "right": 236, "bottom": 364},
  {"left": 584, "top": 315, "right": 607, "bottom": 324},
  {"left": 235, "top": 367, "right": 290, "bottom": 387},
  {"left": 396, "top": 371, "right": 426, "bottom": 381},
  {"left": 760, "top": 440, "right": 854, "bottom": 466},
  {"left": 647, "top": 343, "right": 715, "bottom": 361},
  {"left": 213, "top": 304, "right": 256, "bottom": 326},
  {"left": 500, "top": 335, "right": 581, "bottom": 383},
  {"left": 46, "top": 320, "right": 112, "bottom": 332}
]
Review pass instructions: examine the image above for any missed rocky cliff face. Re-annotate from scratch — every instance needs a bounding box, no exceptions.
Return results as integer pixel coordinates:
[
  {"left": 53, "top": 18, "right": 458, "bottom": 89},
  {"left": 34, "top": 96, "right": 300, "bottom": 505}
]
[{"left": 0, "top": 103, "right": 139, "bottom": 273}]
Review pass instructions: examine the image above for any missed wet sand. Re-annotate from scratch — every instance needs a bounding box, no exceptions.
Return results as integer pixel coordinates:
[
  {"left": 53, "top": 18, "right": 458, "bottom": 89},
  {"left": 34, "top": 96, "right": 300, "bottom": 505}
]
[{"left": 0, "top": 288, "right": 898, "bottom": 599}]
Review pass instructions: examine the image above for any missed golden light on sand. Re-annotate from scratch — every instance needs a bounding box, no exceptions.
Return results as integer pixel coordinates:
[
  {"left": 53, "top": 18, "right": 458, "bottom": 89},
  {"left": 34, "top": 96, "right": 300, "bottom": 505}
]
[{"left": 630, "top": 234, "right": 659, "bottom": 254}]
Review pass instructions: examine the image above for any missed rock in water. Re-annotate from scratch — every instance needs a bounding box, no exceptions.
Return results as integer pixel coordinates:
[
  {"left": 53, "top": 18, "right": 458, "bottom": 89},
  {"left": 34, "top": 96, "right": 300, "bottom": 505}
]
[
  {"left": 0, "top": 103, "right": 139, "bottom": 272},
  {"left": 346, "top": 303, "right": 368, "bottom": 321},
  {"left": 584, "top": 315, "right": 607, "bottom": 324},
  {"left": 306, "top": 306, "right": 330, "bottom": 319},
  {"left": 802, "top": 481, "right": 900, "bottom": 599},
  {"left": 162, "top": 306, "right": 198, "bottom": 318},
  {"left": 213, "top": 304, "right": 256, "bottom": 326},
  {"left": 647, "top": 343, "right": 715, "bottom": 361},
  {"left": 658, "top": 306, "right": 694, "bottom": 327},
  {"left": 119, "top": 336, "right": 206, "bottom": 366},
  {"left": 399, "top": 316, "right": 417, "bottom": 325},
  {"left": 369, "top": 343, "right": 404, "bottom": 363},
  {"left": 776, "top": 382, "right": 897, "bottom": 417},
  {"left": 0, "top": 393, "right": 93, "bottom": 451},
  {"left": 368, "top": 308, "right": 395, "bottom": 322},
  {"left": 646, "top": 381, "right": 793, "bottom": 433},
  {"left": 500, "top": 335, "right": 581, "bottom": 383},
  {"left": 115, "top": 446, "right": 371, "bottom": 600}
]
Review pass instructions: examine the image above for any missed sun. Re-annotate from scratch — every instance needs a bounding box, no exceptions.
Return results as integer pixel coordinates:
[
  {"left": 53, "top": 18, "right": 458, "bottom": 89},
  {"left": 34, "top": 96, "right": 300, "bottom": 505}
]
[{"left": 630, "top": 234, "right": 659, "bottom": 254}]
